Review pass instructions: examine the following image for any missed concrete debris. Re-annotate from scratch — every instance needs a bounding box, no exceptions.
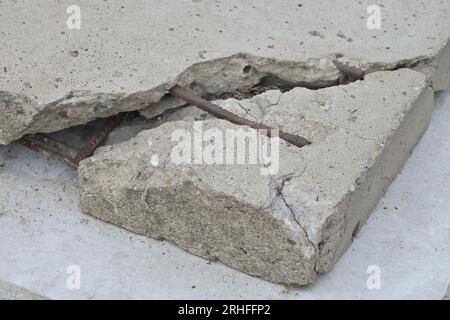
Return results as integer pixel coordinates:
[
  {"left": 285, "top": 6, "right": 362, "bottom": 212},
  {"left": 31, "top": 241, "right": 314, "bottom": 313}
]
[
  {"left": 1, "top": 0, "right": 449, "bottom": 288},
  {"left": 1, "top": 0, "right": 450, "bottom": 144},
  {"left": 78, "top": 69, "right": 433, "bottom": 285}
]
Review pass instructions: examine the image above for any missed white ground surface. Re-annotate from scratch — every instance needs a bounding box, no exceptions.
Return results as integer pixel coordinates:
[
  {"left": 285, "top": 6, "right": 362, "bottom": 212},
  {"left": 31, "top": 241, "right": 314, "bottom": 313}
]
[{"left": 0, "top": 91, "right": 449, "bottom": 300}]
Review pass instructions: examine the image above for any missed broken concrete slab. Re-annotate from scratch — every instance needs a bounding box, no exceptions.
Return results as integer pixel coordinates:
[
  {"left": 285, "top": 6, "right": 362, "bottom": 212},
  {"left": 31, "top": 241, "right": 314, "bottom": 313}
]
[
  {"left": 78, "top": 69, "right": 434, "bottom": 285},
  {"left": 1, "top": 0, "right": 450, "bottom": 144},
  {"left": 0, "top": 280, "right": 45, "bottom": 300},
  {"left": 81, "top": 120, "right": 319, "bottom": 285}
]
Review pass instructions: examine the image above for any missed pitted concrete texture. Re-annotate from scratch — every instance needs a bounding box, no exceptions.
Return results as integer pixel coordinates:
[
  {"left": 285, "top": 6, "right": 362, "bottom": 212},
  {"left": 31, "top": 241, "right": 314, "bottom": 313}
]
[
  {"left": 1, "top": 0, "right": 450, "bottom": 143},
  {"left": 78, "top": 69, "right": 434, "bottom": 285},
  {"left": 0, "top": 280, "right": 45, "bottom": 300}
]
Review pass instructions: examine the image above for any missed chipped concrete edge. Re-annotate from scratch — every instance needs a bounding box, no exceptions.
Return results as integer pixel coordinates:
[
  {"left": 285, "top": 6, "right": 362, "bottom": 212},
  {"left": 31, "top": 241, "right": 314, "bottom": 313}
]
[
  {"left": 316, "top": 83, "right": 435, "bottom": 273},
  {"left": 2, "top": 40, "right": 450, "bottom": 145},
  {"left": 432, "top": 36, "right": 450, "bottom": 92},
  {"left": 0, "top": 53, "right": 340, "bottom": 144}
]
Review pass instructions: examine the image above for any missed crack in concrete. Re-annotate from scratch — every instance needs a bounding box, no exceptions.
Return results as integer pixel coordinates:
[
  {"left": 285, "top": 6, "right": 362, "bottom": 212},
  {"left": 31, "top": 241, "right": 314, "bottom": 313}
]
[
  {"left": 268, "top": 163, "right": 317, "bottom": 259},
  {"left": 274, "top": 172, "right": 318, "bottom": 271},
  {"left": 0, "top": 51, "right": 365, "bottom": 144},
  {"left": 235, "top": 101, "right": 258, "bottom": 122},
  {"left": 2, "top": 46, "right": 447, "bottom": 146}
]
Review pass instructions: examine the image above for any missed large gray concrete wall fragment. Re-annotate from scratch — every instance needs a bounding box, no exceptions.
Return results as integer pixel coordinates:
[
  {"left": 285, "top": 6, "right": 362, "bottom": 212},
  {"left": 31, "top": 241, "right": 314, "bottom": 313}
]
[{"left": 78, "top": 69, "right": 434, "bottom": 285}]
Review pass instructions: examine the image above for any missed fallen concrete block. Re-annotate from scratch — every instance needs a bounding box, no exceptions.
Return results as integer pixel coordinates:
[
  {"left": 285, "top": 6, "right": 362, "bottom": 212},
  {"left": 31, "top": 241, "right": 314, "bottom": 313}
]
[
  {"left": 78, "top": 69, "right": 433, "bottom": 285},
  {"left": 1, "top": 0, "right": 449, "bottom": 144}
]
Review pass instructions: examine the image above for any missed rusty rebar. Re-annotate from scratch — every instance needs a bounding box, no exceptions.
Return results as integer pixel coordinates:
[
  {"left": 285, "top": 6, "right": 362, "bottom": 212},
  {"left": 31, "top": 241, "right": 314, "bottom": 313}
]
[
  {"left": 169, "top": 85, "right": 311, "bottom": 148},
  {"left": 74, "top": 113, "right": 125, "bottom": 165},
  {"left": 19, "top": 114, "right": 125, "bottom": 168},
  {"left": 19, "top": 136, "right": 78, "bottom": 168},
  {"left": 35, "top": 134, "right": 79, "bottom": 159}
]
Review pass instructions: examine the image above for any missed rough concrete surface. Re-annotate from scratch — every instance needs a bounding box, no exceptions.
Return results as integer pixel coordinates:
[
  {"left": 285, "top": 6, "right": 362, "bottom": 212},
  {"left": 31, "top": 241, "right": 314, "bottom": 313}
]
[
  {"left": 0, "top": 280, "right": 45, "bottom": 300},
  {"left": 0, "top": 90, "right": 449, "bottom": 299},
  {"left": 78, "top": 69, "right": 434, "bottom": 285},
  {"left": 1, "top": 0, "right": 450, "bottom": 296},
  {"left": 1, "top": 0, "right": 450, "bottom": 143}
]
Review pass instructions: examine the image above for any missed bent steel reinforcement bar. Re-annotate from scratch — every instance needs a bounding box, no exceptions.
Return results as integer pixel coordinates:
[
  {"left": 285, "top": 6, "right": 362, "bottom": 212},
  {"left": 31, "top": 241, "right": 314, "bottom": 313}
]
[{"left": 169, "top": 85, "right": 312, "bottom": 148}]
